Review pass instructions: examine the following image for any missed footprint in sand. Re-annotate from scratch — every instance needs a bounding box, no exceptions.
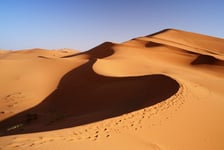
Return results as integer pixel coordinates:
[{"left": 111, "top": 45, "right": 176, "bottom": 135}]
[
  {"left": 0, "top": 111, "right": 5, "bottom": 114},
  {"left": 29, "top": 143, "right": 35, "bottom": 147},
  {"left": 54, "top": 93, "right": 185, "bottom": 143}
]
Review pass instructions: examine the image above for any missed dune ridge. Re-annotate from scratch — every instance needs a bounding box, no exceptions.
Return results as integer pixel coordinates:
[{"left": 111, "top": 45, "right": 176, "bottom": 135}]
[
  {"left": 0, "top": 29, "right": 224, "bottom": 150},
  {"left": 0, "top": 49, "right": 180, "bottom": 135}
]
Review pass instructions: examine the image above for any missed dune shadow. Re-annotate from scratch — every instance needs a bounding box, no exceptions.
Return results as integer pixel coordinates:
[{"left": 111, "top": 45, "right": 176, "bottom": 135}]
[
  {"left": 191, "top": 54, "right": 220, "bottom": 65},
  {"left": 62, "top": 42, "right": 114, "bottom": 59},
  {"left": 0, "top": 58, "right": 179, "bottom": 136},
  {"left": 38, "top": 56, "right": 50, "bottom": 59},
  {"left": 146, "top": 28, "right": 173, "bottom": 37},
  {"left": 145, "top": 41, "right": 162, "bottom": 47}
]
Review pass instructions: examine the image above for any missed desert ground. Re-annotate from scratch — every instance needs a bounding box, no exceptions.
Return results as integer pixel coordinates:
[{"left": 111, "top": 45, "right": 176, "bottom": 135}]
[{"left": 0, "top": 29, "right": 224, "bottom": 150}]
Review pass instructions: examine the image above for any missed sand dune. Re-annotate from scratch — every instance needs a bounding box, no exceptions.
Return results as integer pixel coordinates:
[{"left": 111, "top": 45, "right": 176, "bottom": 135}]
[{"left": 0, "top": 29, "right": 224, "bottom": 150}]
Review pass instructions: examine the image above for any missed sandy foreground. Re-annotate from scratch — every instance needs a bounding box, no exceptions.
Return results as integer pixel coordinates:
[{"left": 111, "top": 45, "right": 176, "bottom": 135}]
[{"left": 0, "top": 29, "right": 224, "bottom": 150}]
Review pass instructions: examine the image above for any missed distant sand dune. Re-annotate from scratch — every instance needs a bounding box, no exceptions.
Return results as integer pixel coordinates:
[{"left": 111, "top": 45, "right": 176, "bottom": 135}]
[{"left": 62, "top": 42, "right": 114, "bottom": 59}]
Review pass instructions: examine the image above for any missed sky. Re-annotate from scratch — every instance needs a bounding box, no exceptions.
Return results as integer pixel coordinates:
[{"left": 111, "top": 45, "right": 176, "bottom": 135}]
[{"left": 0, "top": 0, "right": 224, "bottom": 51}]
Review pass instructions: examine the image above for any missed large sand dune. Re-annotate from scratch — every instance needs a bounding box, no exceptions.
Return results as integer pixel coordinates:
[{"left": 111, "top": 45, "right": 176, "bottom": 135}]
[{"left": 0, "top": 29, "right": 224, "bottom": 150}]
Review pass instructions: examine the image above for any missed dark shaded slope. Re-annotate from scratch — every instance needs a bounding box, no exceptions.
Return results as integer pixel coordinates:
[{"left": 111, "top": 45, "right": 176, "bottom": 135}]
[{"left": 0, "top": 57, "right": 179, "bottom": 136}]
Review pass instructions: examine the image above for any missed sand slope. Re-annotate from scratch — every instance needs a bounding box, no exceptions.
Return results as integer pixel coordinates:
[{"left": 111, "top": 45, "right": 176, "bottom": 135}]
[{"left": 0, "top": 29, "right": 224, "bottom": 150}]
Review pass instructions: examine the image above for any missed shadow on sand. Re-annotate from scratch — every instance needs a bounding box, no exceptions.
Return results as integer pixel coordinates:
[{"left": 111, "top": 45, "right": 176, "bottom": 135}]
[{"left": 0, "top": 46, "right": 180, "bottom": 136}]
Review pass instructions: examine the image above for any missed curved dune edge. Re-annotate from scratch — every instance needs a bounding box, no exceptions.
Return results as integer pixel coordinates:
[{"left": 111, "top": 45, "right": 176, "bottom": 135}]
[
  {"left": 0, "top": 58, "right": 180, "bottom": 136},
  {"left": 0, "top": 29, "right": 224, "bottom": 150}
]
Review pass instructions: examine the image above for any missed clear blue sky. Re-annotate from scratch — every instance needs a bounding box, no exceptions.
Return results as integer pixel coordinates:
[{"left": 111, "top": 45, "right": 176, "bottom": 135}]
[{"left": 1, "top": 0, "right": 224, "bottom": 51}]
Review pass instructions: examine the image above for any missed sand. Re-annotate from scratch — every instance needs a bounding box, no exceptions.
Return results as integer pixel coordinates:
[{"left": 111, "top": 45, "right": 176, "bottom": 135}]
[{"left": 0, "top": 29, "right": 224, "bottom": 150}]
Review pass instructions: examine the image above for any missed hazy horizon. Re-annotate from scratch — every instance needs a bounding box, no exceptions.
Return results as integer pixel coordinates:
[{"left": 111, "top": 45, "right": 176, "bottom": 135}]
[{"left": 1, "top": 0, "right": 224, "bottom": 51}]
